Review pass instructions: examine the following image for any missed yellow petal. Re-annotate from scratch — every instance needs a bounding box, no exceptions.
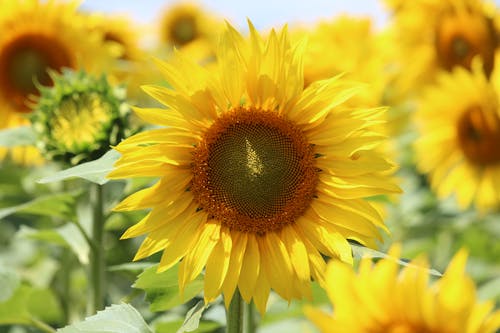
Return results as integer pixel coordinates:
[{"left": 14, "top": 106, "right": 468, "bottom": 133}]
[
  {"left": 114, "top": 170, "right": 191, "bottom": 211},
  {"left": 252, "top": 265, "right": 271, "bottom": 315},
  {"left": 259, "top": 233, "right": 294, "bottom": 300},
  {"left": 121, "top": 192, "right": 194, "bottom": 239},
  {"left": 204, "top": 227, "right": 232, "bottom": 303},
  {"left": 237, "top": 233, "right": 260, "bottom": 303},
  {"left": 287, "top": 76, "right": 361, "bottom": 125},
  {"left": 179, "top": 222, "right": 221, "bottom": 293},
  {"left": 131, "top": 106, "right": 193, "bottom": 131},
  {"left": 221, "top": 231, "right": 247, "bottom": 308},
  {"left": 281, "top": 226, "right": 310, "bottom": 284},
  {"left": 296, "top": 215, "right": 353, "bottom": 264},
  {"left": 157, "top": 211, "right": 207, "bottom": 273}
]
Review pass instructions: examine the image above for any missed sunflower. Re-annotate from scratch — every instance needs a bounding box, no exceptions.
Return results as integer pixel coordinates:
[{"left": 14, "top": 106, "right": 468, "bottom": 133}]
[
  {"left": 109, "top": 21, "right": 400, "bottom": 313},
  {"left": 30, "top": 69, "right": 131, "bottom": 165},
  {"left": 0, "top": 0, "right": 116, "bottom": 165},
  {"left": 84, "top": 12, "right": 160, "bottom": 105},
  {"left": 158, "top": 2, "right": 221, "bottom": 48},
  {"left": 385, "top": 0, "right": 498, "bottom": 97},
  {"left": 292, "top": 15, "right": 405, "bottom": 137},
  {"left": 305, "top": 245, "right": 500, "bottom": 333},
  {"left": 294, "top": 15, "right": 389, "bottom": 106},
  {"left": 85, "top": 13, "right": 143, "bottom": 62},
  {"left": 415, "top": 58, "right": 500, "bottom": 211}
]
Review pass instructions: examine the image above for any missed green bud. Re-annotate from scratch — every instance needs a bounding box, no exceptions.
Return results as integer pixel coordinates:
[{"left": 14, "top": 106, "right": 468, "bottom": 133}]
[{"left": 31, "top": 69, "right": 132, "bottom": 165}]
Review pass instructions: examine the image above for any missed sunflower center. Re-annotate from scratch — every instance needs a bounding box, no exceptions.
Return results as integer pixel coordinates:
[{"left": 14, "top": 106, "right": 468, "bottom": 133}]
[
  {"left": 0, "top": 33, "right": 73, "bottom": 112},
  {"left": 435, "top": 10, "right": 496, "bottom": 77},
  {"left": 456, "top": 105, "right": 500, "bottom": 165},
  {"left": 170, "top": 16, "right": 197, "bottom": 46},
  {"left": 191, "top": 107, "right": 318, "bottom": 234},
  {"left": 104, "top": 32, "right": 129, "bottom": 60},
  {"left": 51, "top": 92, "right": 112, "bottom": 153}
]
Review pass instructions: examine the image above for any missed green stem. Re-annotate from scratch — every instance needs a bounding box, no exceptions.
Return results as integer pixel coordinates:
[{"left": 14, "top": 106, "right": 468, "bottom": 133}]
[
  {"left": 73, "top": 218, "right": 96, "bottom": 252},
  {"left": 89, "top": 183, "right": 105, "bottom": 314},
  {"left": 226, "top": 289, "right": 244, "bottom": 333},
  {"left": 59, "top": 250, "right": 72, "bottom": 324},
  {"left": 30, "top": 317, "right": 56, "bottom": 333},
  {"left": 244, "top": 301, "right": 257, "bottom": 333}
]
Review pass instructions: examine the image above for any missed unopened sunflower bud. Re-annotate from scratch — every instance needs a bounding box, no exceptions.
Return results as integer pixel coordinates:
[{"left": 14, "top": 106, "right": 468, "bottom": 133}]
[{"left": 31, "top": 69, "right": 131, "bottom": 165}]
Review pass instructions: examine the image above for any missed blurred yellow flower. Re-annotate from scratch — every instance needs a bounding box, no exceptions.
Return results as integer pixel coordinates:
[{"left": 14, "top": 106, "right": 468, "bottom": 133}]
[
  {"left": 294, "top": 15, "right": 389, "bottom": 107},
  {"left": 109, "top": 21, "right": 399, "bottom": 313},
  {"left": 158, "top": 2, "right": 221, "bottom": 49},
  {"left": 305, "top": 245, "right": 500, "bottom": 333},
  {"left": 415, "top": 58, "right": 500, "bottom": 211},
  {"left": 0, "top": 0, "right": 116, "bottom": 165},
  {"left": 385, "top": 0, "right": 497, "bottom": 97},
  {"left": 85, "top": 12, "right": 159, "bottom": 105}
]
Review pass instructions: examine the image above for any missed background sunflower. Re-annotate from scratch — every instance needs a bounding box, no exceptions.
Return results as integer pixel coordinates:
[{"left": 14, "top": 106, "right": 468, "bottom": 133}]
[
  {"left": 305, "top": 245, "right": 500, "bottom": 333},
  {"left": 0, "top": 0, "right": 117, "bottom": 165},
  {"left": 415, "top": 60, "right": 500, "bottom": 211}
]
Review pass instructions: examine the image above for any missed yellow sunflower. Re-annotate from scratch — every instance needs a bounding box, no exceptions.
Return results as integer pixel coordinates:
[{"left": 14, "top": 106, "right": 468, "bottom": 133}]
[
  {"left": 293, "top": 15, "right": 389, "bottom": 107},
  {"left": 415, "top": 58, "right": 500, "bottom": 211},
  {"left": 385, "top": 0, "right": 498, "bottom": 97},
  {"left": 158, "top": 2, "right": 221, "bottom": 49},
  {"left": 305, "top": 245, "right": 500, "bottom": 333},
  {"left": 0, "top": 0, "right": 115, "bottom": 165},
  {"left": 86, "top": 13, "right": 143, "bottom": 62},
  {"left": 292, "top": 15, "right": 406, "bottom": 138},
  {"left": 84, "top": 12, "right": 160, "bottom": 105},
  {"left": 109, "top": 21, "right": 400, "bottom": 313}
]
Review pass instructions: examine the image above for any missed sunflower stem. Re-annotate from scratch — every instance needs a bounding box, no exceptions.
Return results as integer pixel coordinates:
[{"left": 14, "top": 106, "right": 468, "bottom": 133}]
[
  {"left": 89, "top": 183, "right": 105, "bottom": 314},
  {"left": 244, "top": 301, "right": 257, "bottom": 333},
  {"left": 227, "top": 289, "right": 244, "bottom": 333},
  {"left": 30, "top": 317, "right": 56, "bottom": 333}
]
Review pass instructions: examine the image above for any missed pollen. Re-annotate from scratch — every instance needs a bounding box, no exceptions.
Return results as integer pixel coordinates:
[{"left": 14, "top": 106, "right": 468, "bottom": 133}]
[{"left": 191, "top": 107, "right": 318, "bottom": 234}]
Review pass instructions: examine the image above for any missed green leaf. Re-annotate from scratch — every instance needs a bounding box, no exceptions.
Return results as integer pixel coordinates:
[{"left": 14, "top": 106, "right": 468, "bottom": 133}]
[
  {"left": 0, "top": 268, "right": 20, "bottom": 302},
  {"left": 0, "top": 285, "right": 31, "bottom": 324},
  {"left": 38, "top": 150, "right": 120, "bottom": 185},
  {"left": 57, "top": 303, "right": 153, "bottom": 333},
  {"left": 27, "top": 288, "right": 64, "bottom": 323},
  {"left": 155, "top": 320, "right": 221, "bottom": 333},
  {"left": 133, "top": 264, "right": 204, "bottom": 312},
  {"left": 0, "top": 285, "right": 63, "bottom": 325},
  {"left": 350, "top": 243, "right": 442, "bottom": 277},
  {"left": 16, "top": 223, "right": 90, "bottom": 264},
  {"left": 56, "top": 223, "right": 90, "bottom": 265},
  {"left": 108, "top": 262, "right": 154, "bottom": 273},
  {"left": 0, "top": 126, "right": 36, "bottom": 147},
  {"left": 16, "top": 225, "right": 67, "bottom": 247},
  {"left": 0, "top": 192, "right": 78, "bottom": 221},
  {"left": 477, "top": 276, "right": 500, "bottom": 302},
  {"left": 176, "top": 301, "right": 209, "bottom": 333}
]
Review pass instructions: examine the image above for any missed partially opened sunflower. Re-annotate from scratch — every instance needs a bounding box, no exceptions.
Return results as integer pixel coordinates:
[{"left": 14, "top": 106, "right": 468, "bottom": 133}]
[
  {"left": 109, "top": 21, "right": 400, "bottom": 313},
  {"left": 305, "top": 245, "right": 500, "bottom": 333}
]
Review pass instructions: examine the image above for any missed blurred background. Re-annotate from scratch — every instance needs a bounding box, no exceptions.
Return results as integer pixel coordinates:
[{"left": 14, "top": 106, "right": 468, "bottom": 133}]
[{"left": 80, "top": 0, "right": 390, "bottom": 29}]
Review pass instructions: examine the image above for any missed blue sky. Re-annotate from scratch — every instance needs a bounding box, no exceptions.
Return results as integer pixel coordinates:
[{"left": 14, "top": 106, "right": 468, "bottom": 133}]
[{"left": 80, "top": 0, "right": 390, "bottom": 30}]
